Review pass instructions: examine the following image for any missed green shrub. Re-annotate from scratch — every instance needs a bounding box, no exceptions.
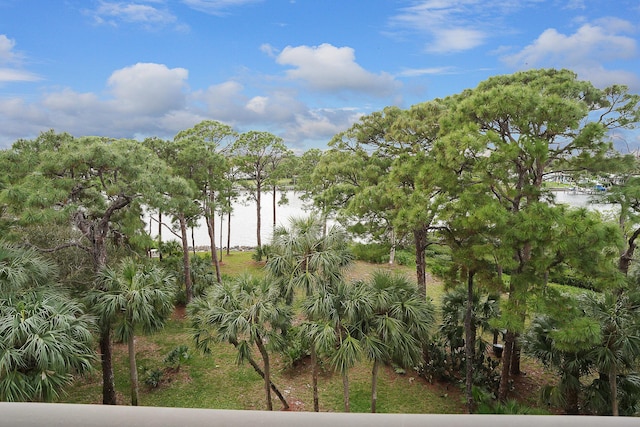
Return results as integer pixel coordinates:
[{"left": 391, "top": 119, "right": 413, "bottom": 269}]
[
  {"left": 281, "top": 326, "right": 310, "bottom": 370},
  {"left": 164, "top": 345, "right": 191, "bottom": 371},
  {"left": 394, "top": 250, "right": 415, "bottom": 266},
  {"left": 350, "top": 243, "right": 390, "bottom": 264},
  {"left": 142, "top": 368, "right": 163, "bottom": 388},
  {"left": 252, "top": 244, "right": 271, "bottom": 262}
]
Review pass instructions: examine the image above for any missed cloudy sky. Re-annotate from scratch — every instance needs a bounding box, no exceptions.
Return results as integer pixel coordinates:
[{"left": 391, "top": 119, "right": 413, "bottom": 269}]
[{"left": 0, "top": 0, "right": 638, "bottom": 151}]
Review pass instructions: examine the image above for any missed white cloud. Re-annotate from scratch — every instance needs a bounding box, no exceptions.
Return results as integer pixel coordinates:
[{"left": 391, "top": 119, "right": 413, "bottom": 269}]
[
  {"left": 427, "top": 28, "right": 486, "bottom": 53},
  {"left": 0, "top": 60, "right": 365, "bottom": 150},
  {"left": 389, "top": 0, "right": 489, "bottom": 53},
  {"left": 502, "top": 21, "right": 639, "bottom": 89},
  {"left": 275, "top": 43, "right": 399, "bottom": 96},
  {"left": 107, "top": 63, "right": 189, "bottom": 114},
  {"left": 283, "top": 108, "right": 361, "bottom": 148},
  {"left": 397, "top": 66, "right": 456, "bottom": 77},
  {"left": 0, "top": 35, "right": 40, "bottom": 83},
  {"left": 181, "top": 0, "right": 263, "bottom": 16},
  {"left": 89, "top": 1, "right": 180, "bottom": 29},
  {"left": 0, "top": 35, "right": 19, "bottom": 63},
  {"left": 0, "top": 68, "right": 40, "bottom": 83},
  {"left": 246, "top": 96, "right": 268, "bottom": 114}
]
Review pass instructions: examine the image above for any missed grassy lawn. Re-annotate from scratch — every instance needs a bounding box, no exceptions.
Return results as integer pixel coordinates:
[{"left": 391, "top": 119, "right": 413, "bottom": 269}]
[{"left": 58, "top": 252, "right": 546, "bottom": 413}]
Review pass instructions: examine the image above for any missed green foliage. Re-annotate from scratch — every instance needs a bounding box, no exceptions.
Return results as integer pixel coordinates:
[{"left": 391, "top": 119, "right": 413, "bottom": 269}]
[
  {"left": 420, "top": 285, "right": 501, "bottom": 394},
  {"left": 394, "top": 250, "right": 415, "bottom": 266},
  {"left": 280, "top": 326, "right": 310, "bottom": 370},
  {"left": 0, "top": 243, "right": 96, "bottom": 402},
  {"left": 252, "top": 244, "right": 271, "bottom": 262},
  {"left": 164, "top": 345, "right": 191, "bottom": 371},
  {"left": 142, "top": 368, "right": 164, "bottom": 389},
  {"left": 350, "top": 243, "right": 390, "bottom": 264}
]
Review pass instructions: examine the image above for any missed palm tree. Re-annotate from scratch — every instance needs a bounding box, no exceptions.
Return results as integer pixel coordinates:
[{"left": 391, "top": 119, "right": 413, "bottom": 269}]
[
  {"left": 0, "top": 243, "right": 95, "bottom": 402},
  {"left": 522, "top": 312, "right": 595, "bottom": 414},
  {"left": 265, "top": 215, "right": 353, "bottom": 411},
  {"left": 357, "top": 271, "right": 435, "bottom": 412},
  {"left": 266, "top": 215, "right": 353, "bottom": 301},
  {"left": 189, "top": 274, "right": 291, "bottom": 410},
  {"left": 581, "top": 285, "right": 640, "bottom": 416},
  {"left": 91, "top": 258, "right": 176, "bottom": 406}
]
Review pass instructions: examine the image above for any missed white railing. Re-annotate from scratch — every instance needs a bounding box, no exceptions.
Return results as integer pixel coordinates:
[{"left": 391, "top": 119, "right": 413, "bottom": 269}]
[{"left": 0, "top": 403, "right": 638, "bottom": 427}]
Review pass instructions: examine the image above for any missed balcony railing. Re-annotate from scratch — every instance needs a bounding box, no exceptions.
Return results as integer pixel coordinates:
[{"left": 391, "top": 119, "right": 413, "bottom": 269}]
[{"left": 1, "top": 403, "right": 638, "bottom": 427}]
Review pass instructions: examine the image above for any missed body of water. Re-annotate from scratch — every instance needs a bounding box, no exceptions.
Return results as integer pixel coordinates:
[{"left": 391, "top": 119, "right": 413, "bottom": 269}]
[
  {"left": 149, "top": 190, "right": 619, "bottom": 249},
  {"left": 149, "top": 191, "right": 314, "bottom": 249}
]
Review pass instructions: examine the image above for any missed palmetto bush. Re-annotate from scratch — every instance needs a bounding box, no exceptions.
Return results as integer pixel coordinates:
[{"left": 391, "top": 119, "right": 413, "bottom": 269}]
[
  {"left": 0, "top": 290, "right": 95, "bottom": 402},
  {"left": 0, "top": 243, "right": 96, "bottom": 402}
]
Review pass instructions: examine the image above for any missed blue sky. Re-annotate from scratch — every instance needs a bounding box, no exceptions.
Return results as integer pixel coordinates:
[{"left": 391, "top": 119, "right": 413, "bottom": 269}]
[{"left": 0, "top": 0, "right": 638, "bottom": 151}]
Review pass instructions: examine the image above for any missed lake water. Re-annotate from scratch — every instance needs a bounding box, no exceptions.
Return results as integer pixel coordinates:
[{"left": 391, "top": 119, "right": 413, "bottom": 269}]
[
  {"left": 149, "top": 191, "right": 315, "bottom": 249},
  {"left": 149, "top": 190, "right": 619, "bottom": 249}
]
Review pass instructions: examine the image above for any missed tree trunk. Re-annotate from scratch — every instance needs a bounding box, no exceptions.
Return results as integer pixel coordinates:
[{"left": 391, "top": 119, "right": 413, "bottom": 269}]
[
  {"left": 414, "top": 229, "right": 428, "bottom": 298},
  {"left": 371, "top": 359, "right": 380, "bottom": 413},
  {"left": 255, "top": 335, "right": 273, "bottom": 411},
  {"left": 311, "top": 342, "right": 320, "bottom": 412},
  {"left": 179, "top": 214, "right": 193, "bottom": 303},
  {"left": 128, "top": 334, "right": 139, "bottom": 406},
  {"left": 158, "top": 211, "right": 163, "bottom": 261},
  {"left": 226, "top": 208, "right": 232, "bottom": 255},
  {"left": 389, "top": 228, "right": 396, "bottom": 265},
  {"left": 342, "top": 371, "right": 350, "bottom": 413},
  {"left": 510, "top": 338, "right": 521, "bottom": 375},
  {"left": 565, "top": 369, "right": 580, "bottom": 415},
  {"left": 619, "top": 227, "right": 640, "bottom": 275},
  {"left": 498, "top": 330, "right": 515, "bottom": 401},
  {"left": 610, "top": 366, "right": 619, "bottom": 416},
  {"left": 100, "top": 329, "right": 117, "bottom": 405},
  {"left": 219, "top": 213, "right": 223, "bottom": 263},
  {"left": 272, "top": 184, "right": 277, "bottom": 228},
  {"left": 464, "top": 270, "right": 476, "bottom": 413},
  {"left": 206, "top": 195, "right": 222, "bottom": 283},
  {"left": 229, "top": 338, "right": 288, "bottom": 409},
  {"left": 256, "top": 183, "right": 262, "bottom": 249},
  {"left": 94, "top": 228, "right": 116, "bottom": 405}
]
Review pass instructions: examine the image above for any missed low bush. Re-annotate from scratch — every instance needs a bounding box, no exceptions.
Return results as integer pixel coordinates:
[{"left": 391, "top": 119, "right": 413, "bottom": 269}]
[{"left": 350, "top": 243, "right": 391, "bottom": 264}]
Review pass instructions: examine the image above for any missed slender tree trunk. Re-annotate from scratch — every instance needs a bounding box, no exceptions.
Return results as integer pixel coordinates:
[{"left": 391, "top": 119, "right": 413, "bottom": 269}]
[
  {"left": 128, "top": 334, "right": 139, "bottom": 406},
  {"left": 414, "top": 229, "right": 427, "bottom": 298},
  {"left": 510, "top": 337, "right": 521, "bottom": 375},
  {"left": 464, "top": 270, "right": 476, "bottom": 413},
  {"left": 256, "top": 183, "right": 262, "bottom": 248},
  {"left": 191, "top": 226, "right": 196, "bottom": 255},
  {"left": 565, "top": 369, "right": 580, "bottom": 415},
  {"left": 94, "top": 230, "right": 116, "bottom": 405},
  {"left": 342, "top": 371, "right": 350, "bottom": 412},
  {"left": 219, "top": 213, "right": 223, "bottom": 263},
  {"left": 229, "top": 338, "right": 288, "bottom": 409},
  {"left": 226, "top": 207, "right": 231, "bottom": 255},
  {"left": 158, "top": 211, "right": 163, "bottom": 261},
  {"left": 179, "top": 214, "right": 193, "bottom": 303},
  {"left": 610, "top": 366, "right": 619, "bottom": 416},
  {"left": 498, "top": 330, "right": 515, "bottom": 401},
  {"left": 255, "top": 335, "right": 273, "bottom": 411},
  {"left": 389, "top": 228, "right": 396, "bottom": 265},
  {"left": 311, "top": 342, "right": 320, "bottom": 412},
  {"left": 206, "top": 195, "right": 222, "bottom": 283},
  {"left": 371, "top": 359, "right": 380, "bottom": 413},
  {"left": 100, "top": 329, "right": 117, "bottom": 405},
  {"left": 273, "top": 185, "right": 277, "bottom": 228},
  {"left": 619, "top": 227, "right": 640, "bottom": 275}
]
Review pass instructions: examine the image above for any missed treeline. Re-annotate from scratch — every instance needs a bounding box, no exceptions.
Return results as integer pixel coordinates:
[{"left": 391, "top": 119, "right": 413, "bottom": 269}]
[{"left": 1, "top": 68, "right": 640, "bottom": 415}]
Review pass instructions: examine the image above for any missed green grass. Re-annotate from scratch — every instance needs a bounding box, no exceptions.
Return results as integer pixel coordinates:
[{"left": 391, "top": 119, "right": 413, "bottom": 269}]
[
  {"left": 59, "top": 254, "right": 559, "bottom": 413},
  {"left": 219, "top": 250, "right": 264, "bottom": 277},
  {"left": 59, "top": 254, "right": 468, "bottom": 412},
  {"left": 61, "top": 311, "right": 464, "bottom": 412}
]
